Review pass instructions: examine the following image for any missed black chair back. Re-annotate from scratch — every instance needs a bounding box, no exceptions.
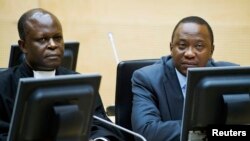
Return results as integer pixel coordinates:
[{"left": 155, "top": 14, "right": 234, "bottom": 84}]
[
  {"left": 8, "top": 41, "right": 79, "bottom": 71},
  {"left": 115, "top": 59, "right": 159, "bottom": 141}
]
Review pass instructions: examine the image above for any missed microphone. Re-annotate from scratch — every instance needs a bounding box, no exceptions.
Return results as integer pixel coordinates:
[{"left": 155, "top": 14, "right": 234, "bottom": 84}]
[
  {"left": 107, "top": 32, "right": 146, "bottom": 140},
  {"left": 108, "top": 32, "right": 120, "bottom": 65},
  {"left": 93, "top": 115, "right": 147, "bottom": 141}
]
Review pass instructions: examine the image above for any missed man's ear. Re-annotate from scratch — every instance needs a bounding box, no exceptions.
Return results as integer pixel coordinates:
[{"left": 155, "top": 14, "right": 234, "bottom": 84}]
[
  {"left": 210, "top": 44, "right": 214, "bottom": 57},
  {"left": 170, "top": 42, "right": 173, "bottom": 55},
  {"left": 18, "top": 40, "right": 27, "bottom": 53}
]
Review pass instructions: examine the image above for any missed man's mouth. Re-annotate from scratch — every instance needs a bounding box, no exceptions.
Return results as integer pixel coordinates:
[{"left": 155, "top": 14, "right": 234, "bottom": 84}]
[
  {"left": 46, "top": 54, "right": 61, "bottom": 59},
  {"left": 181, "top": 62, "right": 197, "bottom": 68}
]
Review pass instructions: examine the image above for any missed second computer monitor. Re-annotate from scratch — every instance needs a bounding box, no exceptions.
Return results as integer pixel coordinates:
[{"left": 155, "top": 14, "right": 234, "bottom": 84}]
[{"left": 181, "top": 66, "right": 250, "bottom": 141}]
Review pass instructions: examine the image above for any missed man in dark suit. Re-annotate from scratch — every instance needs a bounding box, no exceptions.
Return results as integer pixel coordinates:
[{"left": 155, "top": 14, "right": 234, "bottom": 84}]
[
  {"left": 131, "top": 16, "right": 237, "bottom": 141},
  {"left": 0, "top": 8, "right": 124, "bottom": 141}
]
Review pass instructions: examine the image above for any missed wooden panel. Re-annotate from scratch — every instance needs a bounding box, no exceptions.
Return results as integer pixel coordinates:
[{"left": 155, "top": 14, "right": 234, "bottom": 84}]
[
  {"left": 0, "top": 0, "right": 39, "bottom": 66},
  {"left": 1, "top": 0, "right": 250, "bottom": 108}
]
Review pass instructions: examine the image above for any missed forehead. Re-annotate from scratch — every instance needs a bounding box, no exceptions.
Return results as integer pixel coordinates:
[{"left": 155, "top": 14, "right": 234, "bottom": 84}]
[
  {"left": 174, "top": 22, "right": 210, "bottom": 41},
  {"left": 25, "top": 12, "right": 62, "bottom": 33},
  {"left": 30, "top": 12, "right": 54, "bottom": 25}
]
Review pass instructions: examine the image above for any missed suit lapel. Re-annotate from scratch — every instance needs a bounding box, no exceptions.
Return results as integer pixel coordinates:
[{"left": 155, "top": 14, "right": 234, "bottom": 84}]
[{"left": 162, "top": 58, "right": 184, "bottom": 118}]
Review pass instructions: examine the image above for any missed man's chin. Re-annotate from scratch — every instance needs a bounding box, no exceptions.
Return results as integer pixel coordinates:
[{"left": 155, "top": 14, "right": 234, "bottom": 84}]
[
  {"left": 184, "top": 66, "right": 199, "bottom": 76},
  {"left": 40, "top": 63, "right": 61, "bottom": 71},
  {"left": 181, "top": 66, "right": 195, "bottom": 76},
  {"left": 48, "top": 64, "right": 60, "bottom": 69},
  {"left": 178, "top": 68, "right": 187, "bottom": 76}
]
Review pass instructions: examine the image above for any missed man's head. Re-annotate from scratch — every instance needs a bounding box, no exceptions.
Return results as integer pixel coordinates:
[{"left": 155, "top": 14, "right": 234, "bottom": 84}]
[
  {"left": 170, "top": 16, "right": 214, "bottom": 76},
  {"left": 18, "top": 8, "right": 64, "bottom": 71}
]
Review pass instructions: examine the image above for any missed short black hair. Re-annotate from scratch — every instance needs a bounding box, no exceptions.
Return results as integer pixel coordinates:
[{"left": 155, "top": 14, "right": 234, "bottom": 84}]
[
  {"left": 171, "top": 16, "right": 214, "bottom": 45},
  {"left": 17, "top": 8, "right": 57, "bottom": 40}
]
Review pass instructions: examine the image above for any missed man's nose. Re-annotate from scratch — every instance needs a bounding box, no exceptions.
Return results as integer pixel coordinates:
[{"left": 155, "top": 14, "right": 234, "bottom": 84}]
[
  {"left": 48, "top": 38, "right": 56, "bottom": 48},
  {"left": 184, "top": 47, "right": 195, "bottom": 57}
]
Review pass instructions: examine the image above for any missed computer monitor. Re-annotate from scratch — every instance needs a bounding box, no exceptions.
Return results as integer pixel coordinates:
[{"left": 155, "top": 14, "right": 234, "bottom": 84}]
[
  {"left": 8, "top": 41, "right": 79, "bottom": 71},
  {"left": 8, "top": 74, "right": 101, "bottom": 141},
  {"left": 181, "top": 66, "right": 250, "bottom": 141}
]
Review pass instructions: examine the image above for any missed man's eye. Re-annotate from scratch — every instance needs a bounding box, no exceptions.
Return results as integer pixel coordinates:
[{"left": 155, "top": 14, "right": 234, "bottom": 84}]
[
  {"left": 195, "top": 44, "right": 204, "bottom": 49},
  {"left": 54, "top": 36, "right": 62, "bottom": 41},
  {"left": 178, "top": 43, "right": 187, "bottom": 49},
  {"left": 38, "top": 38, "right": 47, "bottom": 43}
]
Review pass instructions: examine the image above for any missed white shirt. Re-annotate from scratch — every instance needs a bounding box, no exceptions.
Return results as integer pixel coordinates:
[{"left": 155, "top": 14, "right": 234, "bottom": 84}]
[
  {"left": 175, "top": 69, "right": 187, "bottom": 98},
  {"left": 33, "top": 70, "right": 56, "bottom": 79}
]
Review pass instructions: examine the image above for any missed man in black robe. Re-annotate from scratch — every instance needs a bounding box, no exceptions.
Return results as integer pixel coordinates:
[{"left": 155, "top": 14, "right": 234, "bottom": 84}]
[{"left": 0, "top": 8, "right": 124, "bottom": 141}]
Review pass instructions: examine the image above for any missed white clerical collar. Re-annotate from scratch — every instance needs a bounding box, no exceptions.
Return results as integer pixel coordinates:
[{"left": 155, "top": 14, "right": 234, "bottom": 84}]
[{"left": 33, "top": 70, "right": 56, "bottom": 79}]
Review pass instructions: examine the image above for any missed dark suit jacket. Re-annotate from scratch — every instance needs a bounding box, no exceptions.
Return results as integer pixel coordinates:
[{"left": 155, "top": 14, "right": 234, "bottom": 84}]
[
  {"left": 131, "top": 55, "right": 237, "bottom": 141},
  {"left": 0, "top": 62, "right": 124, "bottom": 141}
]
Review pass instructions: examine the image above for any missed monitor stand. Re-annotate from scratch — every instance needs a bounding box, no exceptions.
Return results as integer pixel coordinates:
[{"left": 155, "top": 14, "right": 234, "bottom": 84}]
[
  {"left": 188, "top": 130, "right": 207, "bottom": 141},
  {"left": 53, "top": 105, "right": 85, "bottom": 141}
]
